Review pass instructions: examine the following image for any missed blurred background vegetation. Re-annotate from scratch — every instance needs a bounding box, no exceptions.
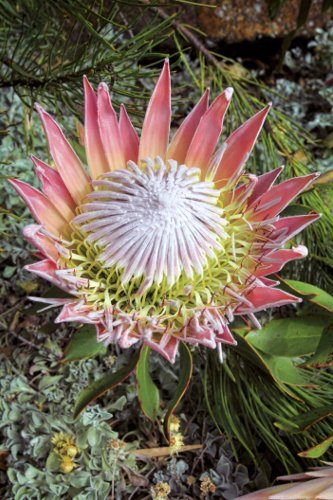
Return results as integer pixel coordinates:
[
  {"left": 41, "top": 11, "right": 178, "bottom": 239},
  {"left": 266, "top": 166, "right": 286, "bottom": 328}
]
[{"left": 1, "top": 0, "right": 333, "bottom": 498}]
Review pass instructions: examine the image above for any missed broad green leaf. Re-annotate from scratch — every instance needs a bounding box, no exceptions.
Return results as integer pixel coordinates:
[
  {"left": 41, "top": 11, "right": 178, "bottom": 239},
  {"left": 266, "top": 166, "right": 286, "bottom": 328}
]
[
  {"left": 298, "top": 435, "right": 333, "bottom": 458},
  {"left": 233, "top": 330, "right": 300, "bottom": 400},
  {"left": 73, "top": 349, "right": 140, "bottom": 418},
  {"left": 304, "top": 324, "right": 333, "bottom": 366},
  {"left": 281, "top": 279, "right": 333, "bottom": 313},
  {"left": 164, "top": 342, "right": 193, "bottom": 440},
  {"left": 136, "top": 346, "right": 160, "bottom": 421},
  {"left": 260, "top": 354, "right": 308, "bottom": 386},
  {"left": 246, "top": 316, "right": 329, "bottom": 357},
  {"left": 231, "top": 333, "right": 304, "bottom": 400},
  {"left": 45, "top": 451, "right": 60, "bottom": 472},
  {"left": 62, "top": 326, "right": 107, "bottom": 362}
]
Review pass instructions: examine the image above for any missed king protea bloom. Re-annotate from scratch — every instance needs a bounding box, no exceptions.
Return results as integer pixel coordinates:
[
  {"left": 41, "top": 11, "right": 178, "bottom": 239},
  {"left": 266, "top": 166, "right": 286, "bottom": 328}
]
[{"left": 10, "top": 60, "right": 319, "bottom": 363}]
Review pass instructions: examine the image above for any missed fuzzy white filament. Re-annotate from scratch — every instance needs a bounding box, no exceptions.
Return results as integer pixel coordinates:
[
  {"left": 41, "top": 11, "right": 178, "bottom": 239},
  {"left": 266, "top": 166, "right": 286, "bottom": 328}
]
[{"left": 73, "top": 157, "right": 227, "bottom": 286}]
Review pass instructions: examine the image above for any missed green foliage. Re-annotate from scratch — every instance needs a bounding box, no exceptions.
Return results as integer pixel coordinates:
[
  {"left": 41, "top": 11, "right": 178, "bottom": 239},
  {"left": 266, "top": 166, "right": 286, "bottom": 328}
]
[
  {"left": 0, "top": 320, "right": 253, "bottom": 498},
  {"left": 281, "top": 279, "right": 333, "bottom": 313},
  {"left": 203, "top": 282, "right": 333, "bottom": 470},
  {"left": 306, "top": 324, "right": 333, "bottom": 366},
  {"left": 246, "top": 316, "right": 330, "bottom": 357},
  {"left": 0, "top": 338, "right": 142, "bottom": 499},
  {"left": 203, "top": 343, "right": 333, "bottom": 471},
  {"left": 163, "top": 342, "right": 193, "bottom": 440},
  {"left": 0, "top": 0, "right": 175, "bottom": 120},
  {"left": 74, "top": 349, "right": 140, "bottom": 418},
  {"left": 136, "top": 346, "right": 160, "bottom": 422},
  {"left": 63, "top": 326, "right": 107, "bottom": 362},
  {"left": 280, "top": 279, "right": 333, "bottom": 366},
  {"left": 298, "top": 435, "right": 333, "bottom": 458}
]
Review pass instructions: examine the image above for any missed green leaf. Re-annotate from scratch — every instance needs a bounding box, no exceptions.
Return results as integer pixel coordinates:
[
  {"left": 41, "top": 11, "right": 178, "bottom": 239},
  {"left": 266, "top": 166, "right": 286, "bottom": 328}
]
[
  {"left": 62, "top": 326, "right": 107, "bottom": 362},
  {"left": 136, "top": 346, "right": 160, "bottom": 421},
  {"left": 304, "top": 324, "right": 333, "bottom": 366},
  {"left": 73, "top": 349, "right": 140, "bottom": 418},
  {"left": 246, "top": 316, "right": 329, "bottom": 357},
  {"left": 280, "top": 279, "right": 333, "bottom": 313},
  {"left": 87, "top": 427, "right": 101, "bottom": 447},
  {"left": 163, "top": 342, "right": 193, "bottom": 440},
  {"left": 275, "top": 405, "right": 333, "bottom": 433},
  {"left": 298, "top": 435, "right": 333, "bottom": 458},
  {"left": 260, "top": 354, "right": 308, "bottom": 386},
  {"left": 38, "top": 375, "right": 63, "bottom": 391},
  {"left": 45, "top": 451, "right": 60, "bottom": 472},
  {"left": 294, "top": 405, "right": 333, "bottom": 431}
]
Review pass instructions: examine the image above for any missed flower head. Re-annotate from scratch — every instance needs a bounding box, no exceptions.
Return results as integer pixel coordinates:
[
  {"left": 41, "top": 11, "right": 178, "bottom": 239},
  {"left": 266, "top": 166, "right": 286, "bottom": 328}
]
[
  {"left": 169, "top": 432, "right": 184, "bottom": 454},
  {"left": 60, "top": 456, "right": 78, "bottom": 474},
  {"left": 200, "top": 475, "right": 217, "bottom": 495},
  {"left": 51, "top": 432, "right": 78, "bottom": 458},
  {"left": 10, "top": 60, "right": 319, "bottom": 363},
  {"left": 151, "top": 481, "right": 171, "bottom": 500}
]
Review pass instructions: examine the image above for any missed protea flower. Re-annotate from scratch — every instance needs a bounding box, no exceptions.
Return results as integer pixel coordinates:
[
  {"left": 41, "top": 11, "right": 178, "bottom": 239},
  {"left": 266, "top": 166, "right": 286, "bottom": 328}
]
[{"left": 10, "top": 60, "right": 319, "bottom": 363}]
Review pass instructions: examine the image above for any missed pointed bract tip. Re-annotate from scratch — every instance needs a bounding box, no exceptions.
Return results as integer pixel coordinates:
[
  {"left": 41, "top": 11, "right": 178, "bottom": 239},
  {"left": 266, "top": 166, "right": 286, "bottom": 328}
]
[
  {"left": 160, "top": 59, "right": 170, "bottom": 78},
  {"left": 98, "top": 82, "right": 109, "bottom": 92},
  {"left": 83, "top": 75, "right": 91, "bottom": 87},
  {"left": 7, "top": 177, "right": 17, "bottom": 187},
  {"left": 306, "top": 172, "right": 321, "bottom": 183},
  {"left": 22, "top": 224, "right": 41, "bottom": 237},
  {"left": 225, "top": 87, "right": 234, "bottom": 101},
  {"left": 30, "top": 156, "right": 45, "bottom": 175},
  {"left": 34, "top": 102, "right": 43, "bottom": 113},
  {"left": 293, "top": 244, "right": 308, "bottom": 257}
]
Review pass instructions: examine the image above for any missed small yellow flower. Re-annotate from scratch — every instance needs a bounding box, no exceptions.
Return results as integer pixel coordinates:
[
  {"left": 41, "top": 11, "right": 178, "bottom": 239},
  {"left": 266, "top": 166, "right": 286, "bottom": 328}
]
[
  {"left": 169, "top": 432, "right": 184, "bottom": 454},
  {"left": 60, "top": 456, "right": 78, "bottom": 474},
  {"left": 66, "top": 445, "right": 78, "bottom": 458},
  {"left": 169, "top": 415, "right": 181, "bottom": 433},
  {"left": 51, "top": 432, "right": 78, "bottom": 458},
  {"left": 150, "top": 481, "right": 171, "bottom": 499},
  {"left": 200, "top": 476, "right": 216, "bottom": 496}
]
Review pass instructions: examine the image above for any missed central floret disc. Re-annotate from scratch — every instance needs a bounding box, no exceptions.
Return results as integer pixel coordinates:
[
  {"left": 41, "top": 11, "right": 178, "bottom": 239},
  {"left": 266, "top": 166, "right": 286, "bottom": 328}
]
[{"left": 73, "top": 157, "right": 227, "bottom": 286}]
